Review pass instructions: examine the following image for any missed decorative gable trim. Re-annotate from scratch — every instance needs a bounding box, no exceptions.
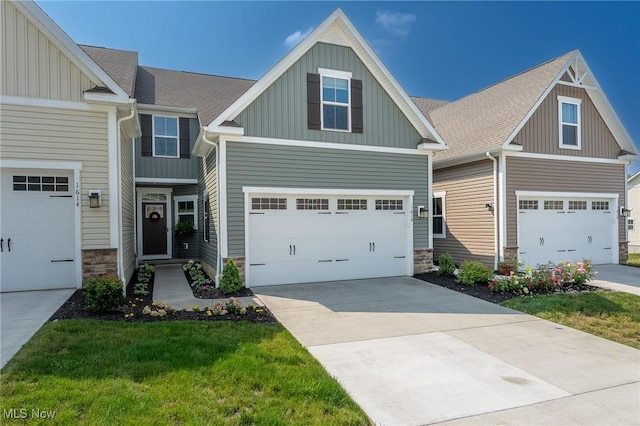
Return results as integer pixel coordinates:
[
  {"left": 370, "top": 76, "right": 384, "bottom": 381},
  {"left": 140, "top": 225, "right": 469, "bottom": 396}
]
[
  {"left": 15, "top": 0, "right": 129, "bottom": 102},
  {"left": 502, "top": 50, "right": 637, "bottom": 158},
  {"left": 205, "top": 8, "right": 445, "bottom": 149}
]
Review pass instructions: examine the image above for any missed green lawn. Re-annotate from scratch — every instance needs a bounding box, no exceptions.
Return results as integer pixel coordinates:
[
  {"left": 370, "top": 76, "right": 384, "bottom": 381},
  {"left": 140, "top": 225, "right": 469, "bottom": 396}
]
[
  {"left": 628, "top": 253, "right": 640, "bottom": 267},
  {"left": 1, "top": 321, "right": 369, "bottom": 425},
  {"left": 501, "top": 291, "right": 640, "bottom": 349}
]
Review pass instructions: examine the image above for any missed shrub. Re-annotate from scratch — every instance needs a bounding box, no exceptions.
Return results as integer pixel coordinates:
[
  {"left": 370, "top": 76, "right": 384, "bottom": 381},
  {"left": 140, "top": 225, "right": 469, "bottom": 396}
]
[
  {"left": 134, "top": 263, "right": 155, "bottom": 295},
  {"left": 220, "top": 259, "right": 243, "bottom": 295},
  {"left": 85, "top": 276, "right": 124, "bottom": 312},
  {"left": 457, "top": 261, "right": 493, "bottom": 286},
  {"left": 437, "top": 253, "right": 456, "bottom": 277},
  {"left": 183, "top": 260, "right": 212, "bottom": 293}
]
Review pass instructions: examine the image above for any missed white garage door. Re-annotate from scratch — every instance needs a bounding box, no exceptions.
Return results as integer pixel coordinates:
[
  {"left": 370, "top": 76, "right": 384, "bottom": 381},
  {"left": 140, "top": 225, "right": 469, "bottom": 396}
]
[
  {"left": 0, "top": 169, "right": 76, "bottom": 292},
  {"left": 518, "top": 195, "right": 616, "bottom": 267},
  {"left": 246, "top": 193, "right": 411, "bottom": 287}
]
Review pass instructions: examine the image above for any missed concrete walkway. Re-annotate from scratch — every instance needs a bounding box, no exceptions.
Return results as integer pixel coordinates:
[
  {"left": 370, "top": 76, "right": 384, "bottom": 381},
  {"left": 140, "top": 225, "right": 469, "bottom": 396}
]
[
  {"left": 152, "top": 265, "right": 262, "bottom": 309},
  {"left": 1, "top": 288, "right": 74, "bottom": 369},
  {"left": 590, "top": 264, "right": 640, "bottom": 295},
  {"left": 254, "top": 277, "right": 640, "bottom": 426}
]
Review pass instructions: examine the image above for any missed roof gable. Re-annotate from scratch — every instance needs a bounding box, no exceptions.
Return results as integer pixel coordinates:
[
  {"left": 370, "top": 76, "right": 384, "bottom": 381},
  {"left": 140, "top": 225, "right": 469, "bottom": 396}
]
[
  {"left": 207, "top": 8, "right": 445, "bottom": 146},
  {"left": 14, "top": 0, "right": 129, "bottom": 101},
  {"left": 80, "top": 45, "right": 138, "bottom": 97},
  {"left": 425, "top": 50, "right": 637, "bottom": 164}
]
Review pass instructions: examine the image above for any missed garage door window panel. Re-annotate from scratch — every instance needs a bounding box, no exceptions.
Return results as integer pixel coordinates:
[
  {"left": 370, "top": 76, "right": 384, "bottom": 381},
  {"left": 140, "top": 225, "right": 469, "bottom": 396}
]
[
  {"left": 337, "top": 199, "right": 367, "bottom": 210},
  {"left": 13, "top": 175, "right": 69, "bottom": 192},
  {"left": 568, "top": 201, "right": 587, "bottom": 210},
  {"left": 297, "top": 198, "right": 329, "bottom": 210},
  {"left": 519, "top": 200, "right": 538, "bottom": 210},
  {"left": 251, "top": 198, "right": 287, "bottom": 210},
  {"left": 375, "top": 199, "right": 403, "bottom": 211},
  {"left": 544, "top": 200, "right": 564, "bottom": 210},
  {"left": 592, "top": 201, "right": 609, "bottom": 211}
]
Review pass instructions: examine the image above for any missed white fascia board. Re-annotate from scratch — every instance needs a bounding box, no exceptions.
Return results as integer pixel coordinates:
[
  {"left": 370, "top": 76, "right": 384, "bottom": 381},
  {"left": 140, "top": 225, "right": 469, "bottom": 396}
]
[
  {"left": 19, "top": 1, "right": 129, "bottom": 100},
  {"left": 242, "top": 187, "right": 414, "bottom": 196},
  {"left": 83, "top": 92, "right": 129, "bottom": 105},
  {"left": 205, "top": 124, "right": 245, "bottom": 136},
  {"left": 433, "top": 146, "right": 504, "bottom": 169},
  {"left": 515, "top": 190, "right": 619, "bottom": 199},
  {"left": 135, "top": 178, "right": 198, "bottom": 185},
  {"left": 137, "top": 104, "right": 198, "bottom": 116}
]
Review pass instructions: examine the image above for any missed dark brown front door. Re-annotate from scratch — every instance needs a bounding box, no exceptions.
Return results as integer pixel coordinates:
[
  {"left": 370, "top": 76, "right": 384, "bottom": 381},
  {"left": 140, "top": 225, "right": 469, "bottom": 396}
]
[{"left": 142, "top": 202, "right": 167, "bottom": 256}]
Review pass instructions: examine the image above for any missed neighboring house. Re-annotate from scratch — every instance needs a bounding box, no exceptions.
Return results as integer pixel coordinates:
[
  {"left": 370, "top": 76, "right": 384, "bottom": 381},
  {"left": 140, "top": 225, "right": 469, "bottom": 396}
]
[
  {"left": 192, "top": 10, "right": 447, "bottom": 287},
  {"left": 628, "top": 172, "right": 640, "bottom": 253},
  {"left": 0, "top": 1, "right": 140, "bottom": 292},
  {"left": 414, "top": 51, "right": 638, "bottom": 268}
]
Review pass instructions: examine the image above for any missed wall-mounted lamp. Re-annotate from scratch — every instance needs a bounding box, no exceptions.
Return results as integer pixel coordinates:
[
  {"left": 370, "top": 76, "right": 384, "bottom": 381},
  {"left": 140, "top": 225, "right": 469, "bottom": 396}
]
[
  {"left": 417, "top": 205, "right": 428, "bottom": 218},
  {"left": 619, "top": 207, "right": 632, "bottom": 217},
  {"left": 485, "top": 203, "right": 494, "bottom": 212},
  {"left": 88, "top": 190, "right": 101, "bottom": 208}
]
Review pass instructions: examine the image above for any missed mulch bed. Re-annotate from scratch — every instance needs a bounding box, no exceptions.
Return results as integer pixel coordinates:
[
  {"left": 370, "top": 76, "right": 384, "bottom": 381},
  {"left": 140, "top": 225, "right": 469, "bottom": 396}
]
[
  {"left": 414, "top": 271, "right": 602, "bottom": 304},
  {"left": 183, "top": 269, "right": 254, "bottom": 299},
  {"left": 50, "top": 270, "right": 276, "bottom": 323}
]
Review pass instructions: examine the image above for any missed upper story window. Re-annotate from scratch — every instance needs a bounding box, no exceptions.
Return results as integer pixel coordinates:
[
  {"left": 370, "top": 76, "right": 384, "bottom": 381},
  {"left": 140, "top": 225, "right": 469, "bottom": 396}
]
[
  {"left": 154, "top": 116, "right": 179, "bottom": 157},
  {"left": 307, "top": 69, "right": 363, "bottom": 134},
  {"left": 558, "top": 96, "right": 581, "bottom": 150},
  {"left": 321, "top": 72, "right": 350, "bottom": 131}
]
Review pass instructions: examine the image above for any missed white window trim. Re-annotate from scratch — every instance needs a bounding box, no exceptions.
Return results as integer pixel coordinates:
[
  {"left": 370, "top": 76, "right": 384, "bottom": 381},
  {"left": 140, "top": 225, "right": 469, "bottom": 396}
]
[
  {"left": 319, "top": 68, "right": 352, "bottom": 133},
  {"left": 558, "top": 95, "right": 582, "bottom": 150},
  {"left": 628, "top": 218, "right": 635, "bottom": 231},
  {"left": 152, "top": 115, "right": 180, "bottom": 158},
  {"left": 432, "top": 191, "right": 446, "bottom": 239},
  {"left": 174, "top": 195, "right": 198, "bottom": 230}
]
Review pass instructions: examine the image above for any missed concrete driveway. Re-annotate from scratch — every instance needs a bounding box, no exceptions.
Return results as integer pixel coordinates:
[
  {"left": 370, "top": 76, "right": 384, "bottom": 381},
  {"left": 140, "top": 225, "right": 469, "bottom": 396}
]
[
  {"left": 590, "top": 263, "right": 640, "bottom": 295},
  {"left": 254, "top": 277, "right": 640, "bottom": 425},
  {"left": 0, "top": 289, "right": 74, "bottom": 369}
]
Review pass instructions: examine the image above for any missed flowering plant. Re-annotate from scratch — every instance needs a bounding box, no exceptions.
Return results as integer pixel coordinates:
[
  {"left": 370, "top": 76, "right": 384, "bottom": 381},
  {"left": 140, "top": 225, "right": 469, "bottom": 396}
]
[{"left": 489, "top": 259, "right": 597, "bottom": 293}]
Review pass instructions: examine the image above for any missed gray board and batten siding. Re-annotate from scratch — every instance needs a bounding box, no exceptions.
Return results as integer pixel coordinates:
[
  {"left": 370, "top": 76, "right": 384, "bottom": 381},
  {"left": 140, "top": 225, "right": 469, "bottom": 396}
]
[
  {"left": 225, "top": 142, "right": 430, "bottom": 258},
  {"left": 234, "top": 42, "right": 423, "bottom": 148},
  {"left": 135, "top": 117, "right": 200, "bottom": 180},
  {"left": 505, "top": 157, "right": 626, "bottom": 247},
  {"left": 433, "top": 159, "right": 495, "bottom": 266},
  {"left": 517, "top": 84, "right": 620, "bottom": 158}
]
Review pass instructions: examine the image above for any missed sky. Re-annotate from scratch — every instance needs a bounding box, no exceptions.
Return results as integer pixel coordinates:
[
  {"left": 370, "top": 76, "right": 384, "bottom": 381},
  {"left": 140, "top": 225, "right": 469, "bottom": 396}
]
[{"left": 36, "top": 1, "right": 640, "bottom": 174}]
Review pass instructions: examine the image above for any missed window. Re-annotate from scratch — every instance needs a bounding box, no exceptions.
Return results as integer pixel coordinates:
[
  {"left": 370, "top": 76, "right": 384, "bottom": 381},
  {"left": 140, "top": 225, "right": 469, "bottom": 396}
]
[
  {"left": 568, "top": 200, "right": 587, "bottom": 210},
  {"left": 375, "top": 199, "right": 403, "bottom": 211},
  {"left": 592, "top": 201, "right": 609, "bottom": 211},
  {"left": 337, "top": 199, "right": 367, "bottom": 210},
  {"left": 12, "top": 175, "right": 69, "bottom": 192},
  {"left": 558, "top": 96, "right": 581, "bottom": 149},
  {"left": 629, "top": 218, "right": 635, "bottom": 231},
  {"left": 296, "top": 198, "right": 328, "bottom": 210},
  {"left": 154, "top": 116, "right": 179, "bottom": 157},
  {"left": 174, "top": 195, "right": 198, "bottom": 229},
  {"left": 432, "top": 192, "right": 446, "bottom": 238},
  {"left": 544, "top": 200, "right": 564, "bottom": 210},
  {"left": 252, "top": 198, "right": 287, "bottom": 210},
  {"left": 319, "top": 69, "right": 352, "bottom": 131},
  {"left": 519, "top": 200, "right": 538, "bottom": 210}
]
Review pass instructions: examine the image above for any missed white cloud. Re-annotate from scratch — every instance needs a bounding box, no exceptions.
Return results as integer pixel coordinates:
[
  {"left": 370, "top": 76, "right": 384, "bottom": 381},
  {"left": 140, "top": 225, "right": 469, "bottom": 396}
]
[
  {"left": 284, "top": 27, "right": 313, "bottom": 47},
  {"left": 376, "top": 11, "right": 416, "bottom": 37}
]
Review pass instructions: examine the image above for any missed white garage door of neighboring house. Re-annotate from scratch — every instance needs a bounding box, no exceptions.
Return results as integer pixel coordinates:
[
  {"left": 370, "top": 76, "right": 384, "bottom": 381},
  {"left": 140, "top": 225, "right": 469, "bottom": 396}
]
[
  {"left": 518, "top": 195, "right": 617, "bottom": 267},
  {"left": 0, "top": 169, "right": 76, "bottom": 292},
  {"left": 246, "top": 192, "right": 412, "bottom": 287}
]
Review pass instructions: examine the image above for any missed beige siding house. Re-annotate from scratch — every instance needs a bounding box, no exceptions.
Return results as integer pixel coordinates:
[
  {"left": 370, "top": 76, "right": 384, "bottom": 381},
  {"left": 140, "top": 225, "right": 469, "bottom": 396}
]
[
  {"left": 628, "top": 172, "right": 640, "bottom": 253},
  {"left": 417, "top": 50, "right": 638, "bottom": 268},
  {"left": 0, "top": 0, "right": 139, "bottom": 292}
]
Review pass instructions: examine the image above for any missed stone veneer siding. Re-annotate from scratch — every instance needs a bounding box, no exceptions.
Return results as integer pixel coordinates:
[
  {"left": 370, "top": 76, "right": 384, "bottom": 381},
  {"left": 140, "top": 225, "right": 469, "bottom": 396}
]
[
  {"left": 414, "top": 249, "right": 433, "bottom": 274},
  {"left": 82, "top": 248, "right": 118, "bottom": 283},
  {"left": 619, "top": 241, "right": 628, "bottom": 264},
  {"left": 504, "top": 246, "right": 519, "bottom": 262}
]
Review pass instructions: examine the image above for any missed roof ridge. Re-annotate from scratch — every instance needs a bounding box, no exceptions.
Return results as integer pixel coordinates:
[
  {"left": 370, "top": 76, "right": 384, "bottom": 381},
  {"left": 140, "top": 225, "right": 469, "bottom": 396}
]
[{"left": 138, "top": 65, "right": 256, "bottom": 82}]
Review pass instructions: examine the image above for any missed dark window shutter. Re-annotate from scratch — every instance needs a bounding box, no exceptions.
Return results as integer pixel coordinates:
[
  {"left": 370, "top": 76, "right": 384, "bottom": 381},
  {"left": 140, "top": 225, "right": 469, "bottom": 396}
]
[
  {"left": 140, "top": 114, "right": 152, "bottom": 156},
  {"left": 351, "top": 79, "right": 363, "bottom": 134},
  {"left": 307, "top": 73, "right": 321, "bottom": 130},
  {"left": 179, "top": 117, "right": 190, "bottom": 159}
]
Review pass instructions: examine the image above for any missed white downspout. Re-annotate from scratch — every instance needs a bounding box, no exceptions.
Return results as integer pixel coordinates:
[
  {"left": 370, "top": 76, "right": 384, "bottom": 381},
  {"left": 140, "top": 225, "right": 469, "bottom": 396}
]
[
  {"left": 202, "top": 130, "right": 221, "bottom": 286},
  {"left": 486, "top": 152, "right": 498, "bottom": 270},
  {"left": 116, "top": 101, "right": 136, "bottom": 289}
]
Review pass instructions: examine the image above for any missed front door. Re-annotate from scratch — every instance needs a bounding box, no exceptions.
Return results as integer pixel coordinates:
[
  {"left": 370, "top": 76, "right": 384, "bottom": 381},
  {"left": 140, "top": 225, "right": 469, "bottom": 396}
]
[{"left": 138, "top": 189, "right": 172, "bottom": 260}]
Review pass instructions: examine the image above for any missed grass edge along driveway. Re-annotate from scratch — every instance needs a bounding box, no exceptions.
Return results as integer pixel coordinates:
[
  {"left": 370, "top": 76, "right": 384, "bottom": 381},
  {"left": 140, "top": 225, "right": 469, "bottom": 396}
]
[
  {"left": 1, "top": 321, "right": 369, "bottom": 425},
  {"left": 501, "top": 290, "right": 640, "bottom": 349}
]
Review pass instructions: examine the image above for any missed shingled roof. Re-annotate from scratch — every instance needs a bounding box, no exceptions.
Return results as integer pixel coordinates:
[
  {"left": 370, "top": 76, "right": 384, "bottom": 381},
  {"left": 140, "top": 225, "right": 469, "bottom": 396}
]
[
  {"left": 80, "top": 45, "right": 138, "bottom": 97},
  {"left": 416, "top": 50, "right": 577, "bottom": 162}
]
